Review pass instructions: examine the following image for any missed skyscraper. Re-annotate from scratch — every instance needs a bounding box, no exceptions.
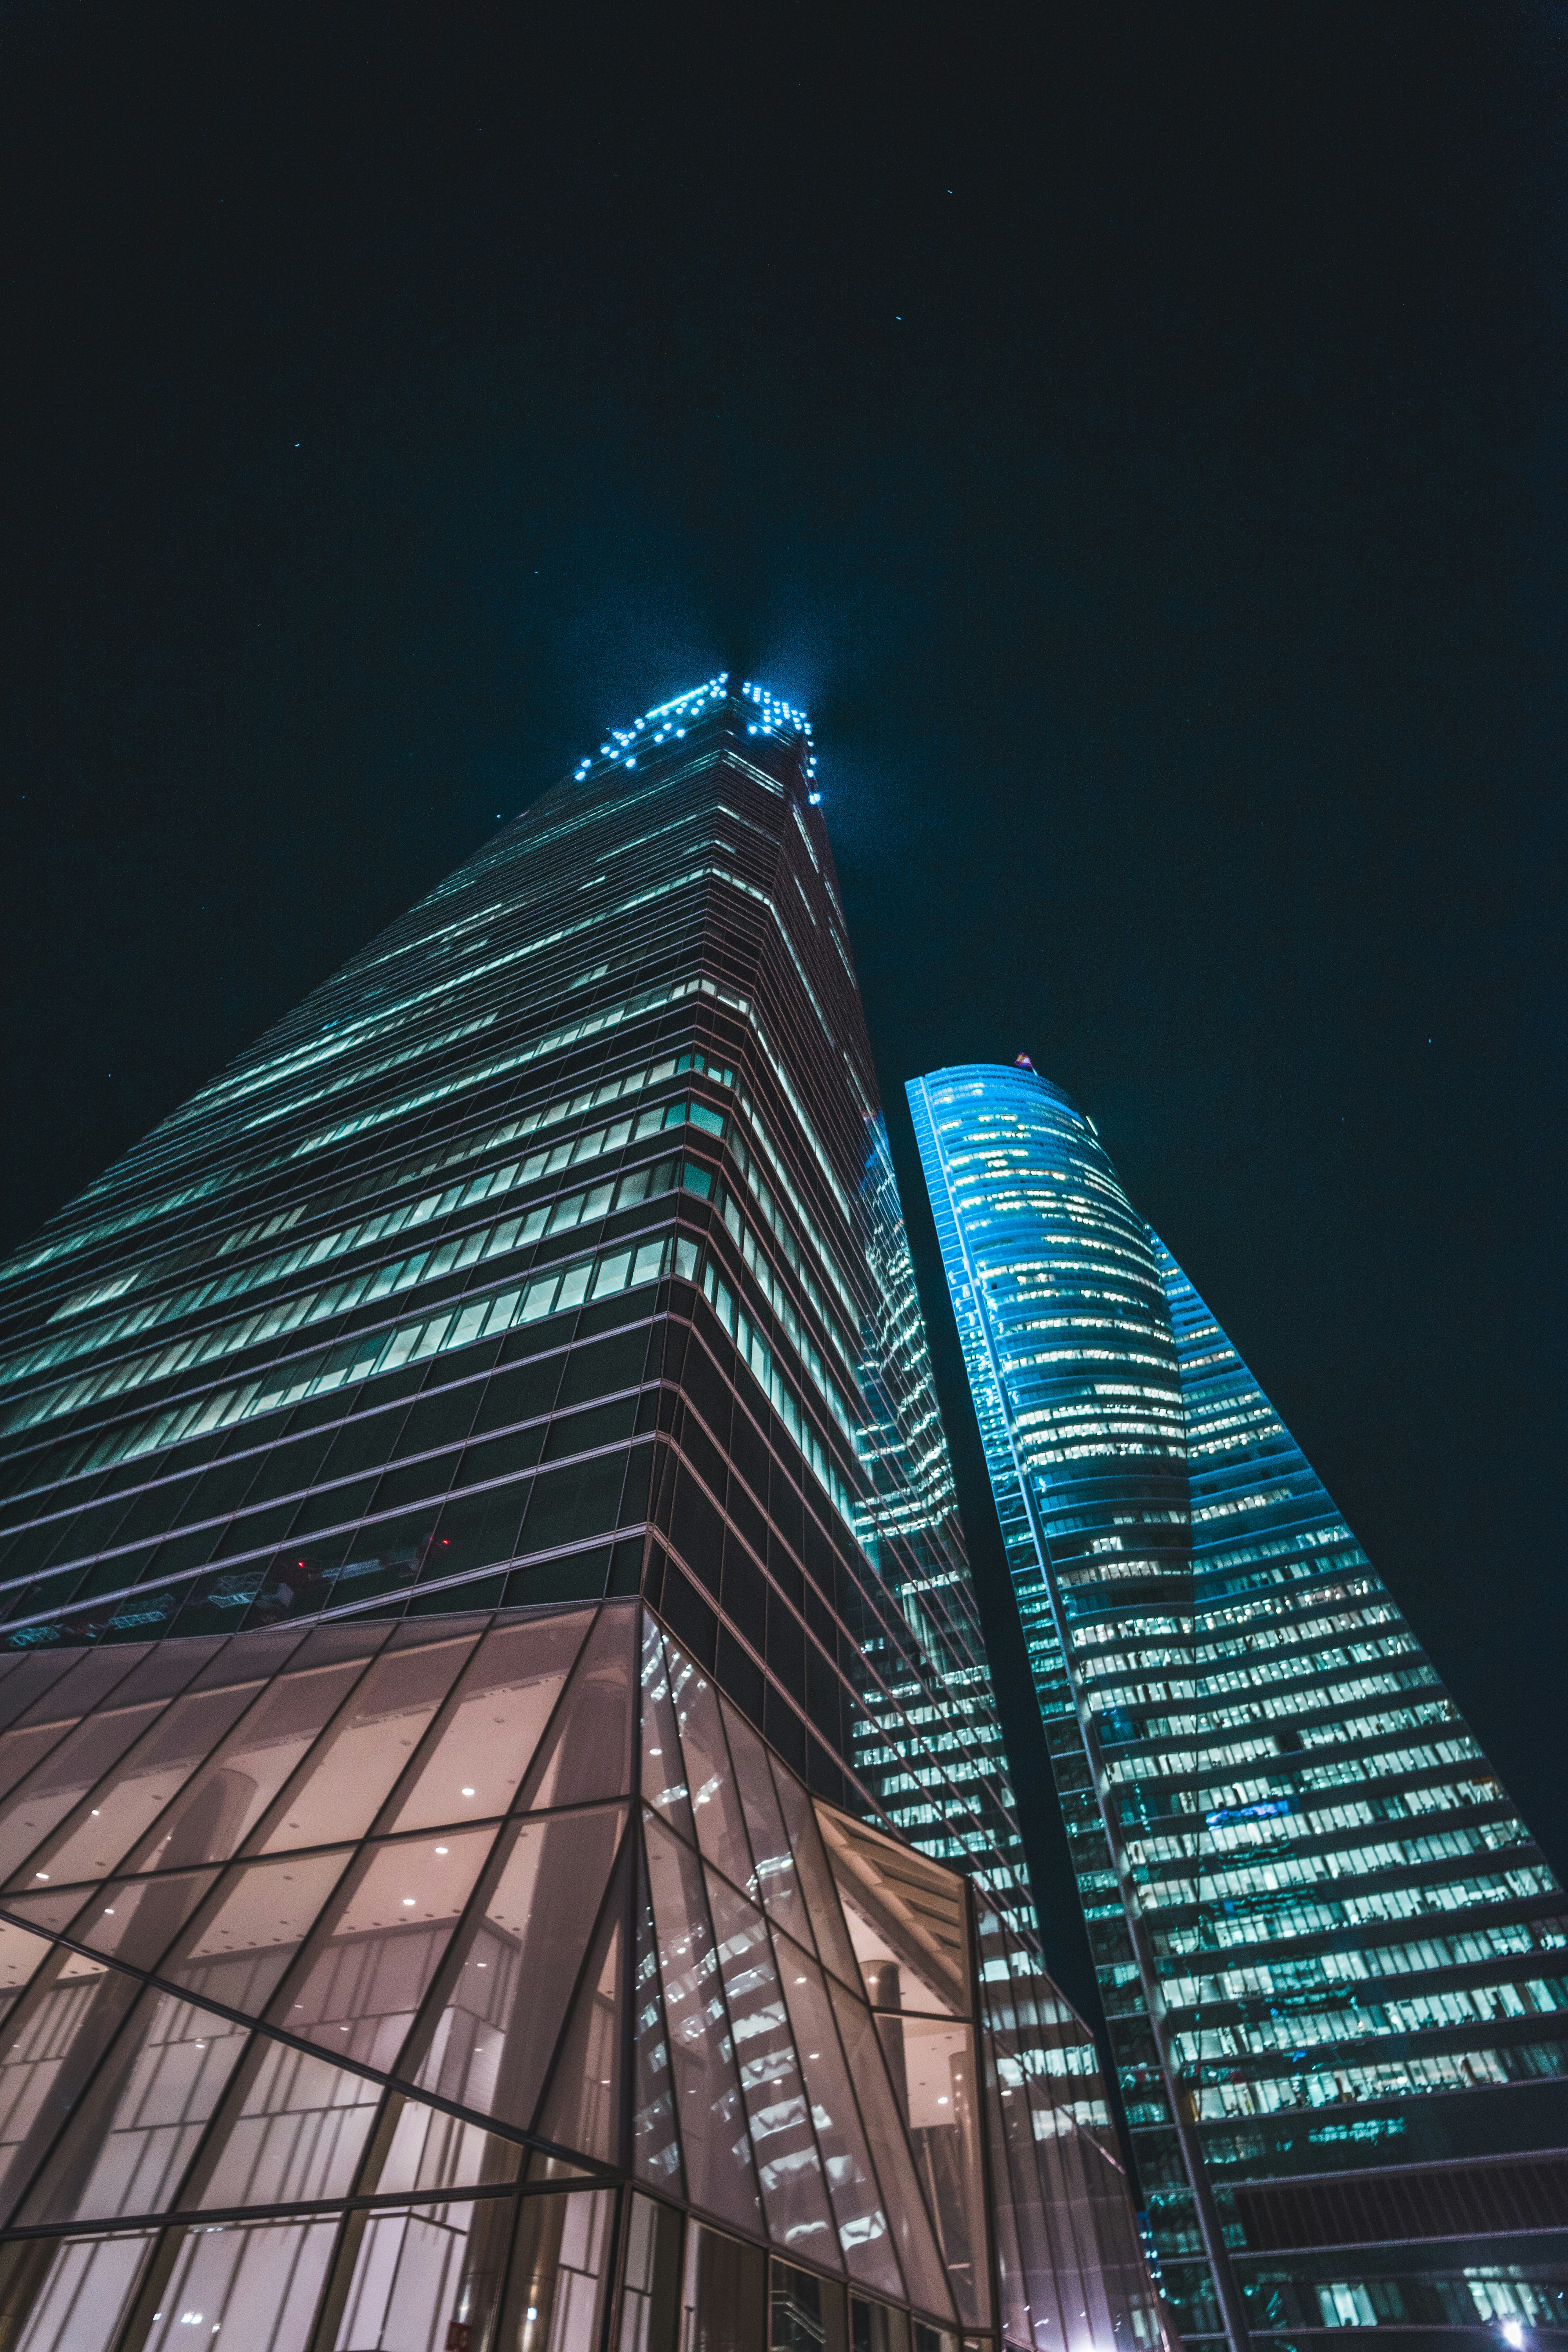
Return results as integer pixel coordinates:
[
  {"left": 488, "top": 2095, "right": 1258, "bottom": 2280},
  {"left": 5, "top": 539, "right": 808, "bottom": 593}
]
[
  {"left": 0, "top": 691, "right": 1166, "bottom": 2352},
  {"left": 907, "top": 1060, "right": 1568, "bottom": 2352}
]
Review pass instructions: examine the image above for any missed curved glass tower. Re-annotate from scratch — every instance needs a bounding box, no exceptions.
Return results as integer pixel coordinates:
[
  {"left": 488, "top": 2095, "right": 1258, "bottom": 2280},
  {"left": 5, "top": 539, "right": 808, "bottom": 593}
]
[{"left": 908, "top": 1060, "right": 1568, "bottom": 2352}]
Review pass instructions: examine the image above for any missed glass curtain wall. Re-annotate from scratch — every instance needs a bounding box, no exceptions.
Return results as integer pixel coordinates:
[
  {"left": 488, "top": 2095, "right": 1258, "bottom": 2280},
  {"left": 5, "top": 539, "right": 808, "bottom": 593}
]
[{"left": 907, "top": 1062, "right": 1568, "bottom": 2352}]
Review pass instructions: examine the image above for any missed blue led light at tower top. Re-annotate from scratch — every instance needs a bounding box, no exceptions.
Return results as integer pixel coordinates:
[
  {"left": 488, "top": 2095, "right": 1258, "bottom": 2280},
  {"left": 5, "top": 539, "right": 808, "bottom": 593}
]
[{"left": 908, "top": 1060, "right": 1568, "bottom": 2352}]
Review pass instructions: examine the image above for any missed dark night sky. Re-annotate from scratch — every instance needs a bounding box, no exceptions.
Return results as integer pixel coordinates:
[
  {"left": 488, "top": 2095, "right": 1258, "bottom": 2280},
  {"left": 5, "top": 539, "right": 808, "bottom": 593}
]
[{"left": 1, "top": 4, "right": 1563, "bottom": 2023}]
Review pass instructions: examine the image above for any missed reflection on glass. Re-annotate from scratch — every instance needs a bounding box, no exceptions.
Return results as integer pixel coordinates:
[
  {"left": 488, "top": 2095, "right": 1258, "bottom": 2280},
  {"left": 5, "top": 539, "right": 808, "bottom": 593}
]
[
  {"left": 703, "top": 1866, "right": 836, "bottom": 2266},
  {"left": 828, "top": 1984, "right": 954, "bottom": 2323},
  {"left": 768, "top": 1768, "right": 858, "bottom": 1989},
  {"left": 640, "top": 1619, "right": 695, "bottom": 1841},
  {"left": 7, "top": 2229, "right": 153, "bottom": 2352},
  {"left": 537, "top": 1886, "right": 624, "bottom": 2164},
  {"left": 617, "top": 2189, "right": 683, "bottom": 2352},
  {"left": 170, "top": 1848, "right": 353, "bottom": 2013},
  {"left": 0, "top": 1701, "right": 169, "bottom": 1883},
  {"left": 197, "top": 2038, "right": 381, "bottom": 2209},
  {"left": 409, "top": 1807, "right": 625, "bottom": 2135},
  {"left": 271, "top": 1828, "right": 495, "bottom": 2073},
  {"left": 667, "top": 1654, "right": 752, "bottom": 1892},
  {"left": 22, "top": 1866, "right": 218, "bottom": 1976},
  {"left": 0, "top": 1946, "right": 145, "bottom": 2225},
  {"left": 330, "top": 2197, "right": 479, "bottom": 2352},
  {"left": 258, "top": 1636, "right": 475, "bottom": 1851},
  {"left": 773, "top": 2258, "right": 848, "bottom": 2352},
  {"left": 18, "top": 1985, "right": 250, "bottom": 2225},
  {"left": 499, "top": 2186, "right": 615, "bottom": 2352},
  {"left": 141, "top": 2216, "right": 339, "bottom": 2350},
  {"left": 528, "top": 1607, "right": 636, "bottom": 1811},
  {"left": 13, "top": 1679, "right": 265, "bottom": 1892},
  {"left": 632, "top": 1873, "right": 682, "bottom": 2196},
  {"left": 770, "top": 1932, "right": 903, "bottom": 2301},
  {"left": 642, "top": 1813, "right": 761, "bottom": 2236},
  {"left": 134, "top": 1656, "right": 372, "bottom": 1873},
  {"left": 393, "top": 1612, "right": 594, "bottom": 1831},
  {"left": 720, "top": 1700, "right": 813, "bottom": 1950},
  {"left": 679, "top": 2215, "right": 768, "bottom": 2352},
  {"left": 899, "top": 2018, "right": 988, "bottom": 2330},
  {"left": 379, "top": 2094, "right": 523, "bottom": 2197}
]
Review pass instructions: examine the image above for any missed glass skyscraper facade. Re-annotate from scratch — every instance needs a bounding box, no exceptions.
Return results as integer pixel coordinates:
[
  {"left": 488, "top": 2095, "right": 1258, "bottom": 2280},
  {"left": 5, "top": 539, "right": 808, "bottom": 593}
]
[
  {"left": 0, "top": 692, "right": 1167, "bottom": 2352},
  {"left": 907, "top": 1062, "right": 1568, "bottom": 2352}
]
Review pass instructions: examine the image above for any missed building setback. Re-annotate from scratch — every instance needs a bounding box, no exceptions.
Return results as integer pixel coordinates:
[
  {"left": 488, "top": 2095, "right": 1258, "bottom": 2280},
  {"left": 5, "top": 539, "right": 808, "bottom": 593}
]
[
  {"left": 907, "top": 1060, "right": 1568, "bottom": 2352},
  {"left": 0, "top": 690, "right": 1166, "bottom": 2352}
]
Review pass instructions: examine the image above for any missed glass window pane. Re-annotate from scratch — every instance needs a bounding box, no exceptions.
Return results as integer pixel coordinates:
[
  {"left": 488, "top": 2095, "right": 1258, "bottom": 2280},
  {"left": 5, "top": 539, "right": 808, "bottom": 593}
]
[
  {"left": 408, "top": 1805, "right": 625, "bottom": 2133},
  {"left": 720, "top": 1700, "right": 813, "bottom": 1949},
  {"left": 169, "top": 1847, "right": 355, "bottom": 2013},
  {"left": 499, "top": 2187, "right": 617, "bottom": 2352},
  {"left": 330, "top": 2196, "right": 482, "bottom": 2352},
  {"left": 13, "top": 1866, "right": 220, "bottom": 1975},
  {"left": 392, "top": 1611, "right": 595, "bottom": 1832},
  {"left": 528, "top": 1607, "right": 637, "bottom": 1811},
  {"left": 8, "top": 2229, "right": 154, "bottom": 2352},
  {"left": 0, "top": 1953, "right": 145, "bottom": 2225},
  {"left": 679, "top": 2218, "right": 767, "bottom": 2352},
  {"left": 703, "top": 1866, "right": 837, "bottom": 2267},
  {"left": 617, "top": 2190, "right": 683, "bottom": 2352},
  {"left": 535, "top": 1880, "right": 624, "bottom": 2163},
  {"left": 667, "top": 1651, "right": 753, "bottom": 1893},
  {"left": 0, "top": 1913, "right": 57, "bottom": 2002},
  {"left": 642, "top": 1811, "right": 762, "bottom": 2236},
  {"left": 269, "top": 1826, "right": 496, "bottom": 2074},
  {"left": 899, "top": 2020, "right": 989, "bottom": 2330},
  {"left": 632, "top": 1867, "right": 682, "bottom": 2195},
  {"left": 827, "top": 1982, "right": 954, "bottom": 2323},
  {"left": 771, "top": 1934, "right": 903, "bottom": 2300},
  {"left": 18, "top": 1984, "right": 250, "bottom": 2225},
  {"left": 141, "top": 1656, "right": 374, "bottom": 1870},
  {"left": 142, "top": 2217, "right": 339, "bottom": 2351},
  {"left": 196, "top": 2041, "right": 381, "bottom": 2208},
  {"left": 377, "top": 2092, "right": 523, "bottom": 2196},
  {"left": 0, "top": 1702, "right": 168, "bottom": 1884},
  {"left": 640, "top": 1616, "right": 696, "bottom": 1842},
  {"left": 767, "top": 1763, "right": 858, "bottom": 1989},
  {"left": 18, "top": 1680, "right": 266, "bottom": 1890},
  {"left": 258, "top": 1635, "right": 476, "bottom": 1851}
]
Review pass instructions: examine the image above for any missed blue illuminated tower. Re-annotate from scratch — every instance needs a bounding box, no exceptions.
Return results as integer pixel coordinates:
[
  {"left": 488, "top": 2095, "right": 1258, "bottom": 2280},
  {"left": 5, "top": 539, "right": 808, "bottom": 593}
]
[{"left": 908, "top": 1060, "right": 1568, "bottom": 2352}]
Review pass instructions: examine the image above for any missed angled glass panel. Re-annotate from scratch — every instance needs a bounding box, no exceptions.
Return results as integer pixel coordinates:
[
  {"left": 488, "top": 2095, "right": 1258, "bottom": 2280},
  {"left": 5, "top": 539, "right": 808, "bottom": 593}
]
[
  {"left": 643, "top": 1809, "right": 762, "bottom": 2235},
  {"left": 769, "top": 1760, "right": 858, "bottom": 1988},
  {"left": 12, "top": 1678, "right": 266, "bottom": 1891},
  {"left": 528, "top": 1605, "right": 637, "bottom": 1811},
  {"left": 16, "top": 1982, "right": 250, "bottom": 2225},
  {"left": 6, "top": 2229, "right": 154, "bottom": 2352},
  {"left": 828, "top": 1980, "right": 955, "bottom": 2323},
  {"left": 632, "top": 1857, "right": 683, "bottom": 2194},
  {"left": 141, "top": 2216, "right": 339, "bottom": 2351},
  {"left": 721, "top": 1697, "right": 813, "bottom": 1949},
  {"left": 498, "top": 2185, "right": 617, "bottom": 2352},
  {"left": 640, "top": 1614, "right": 696, "bottom": 1840},
  {"left": 668, "top": 1649, "right": 753, "bottom": 1891},
  {"left": 900, "top": 2018, "right": 989, "bottom": 2329},
  {"left": 134, "top": 1654, "right": 373, "bottom": 1870},
  {"left": 0, "top": 1949, "right": 149, "bottom": 2224},
  {"left": 391, "top": 1608, "right": 595, "bottom": 1832},
  {"left": 814, "top": 1809, "right": 965, "bottom": 2019},
  {"left": 772, "top": 1931, "right": 904, "bottom": 2300},
  {"left": 617, "top": 2190, "right": 684, "bottom": 2352},
  {"left": 257, "top": 1635, "right": 476, "bottom": 1851},
  {"left": 408, "top": 1803, "right": 625, "bottom": 2132},
  {"left": 329, "top": 2194, "right": 483, "bottom": 2352},
  {"left": 704, "top": 1863, "right": 837, "bottom": 2267},
  {"left": 196, "top": 2038, "right": 382, "bottom": 2208},
  {"left": 378, "top": 2090, "right": 524, "bottom": 2195},
  {"left": 0, "top": 1913, "right": 59, "bottom": 2003},
  {"left": 12, "top": 1866, "right": 220, "bottom": 1975},
  {"left": 0, "top": 1702, "right": 169, "bottom": 1883},
  {"left": 166, "top": 1847, "right": 355, "bottom": 2013},
  {"left": 267, "top": 1825, "right": 495, "bottom": 2073},
  {"left": 535, "top": 1860, "right": 626, "bottom": 2162}
]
